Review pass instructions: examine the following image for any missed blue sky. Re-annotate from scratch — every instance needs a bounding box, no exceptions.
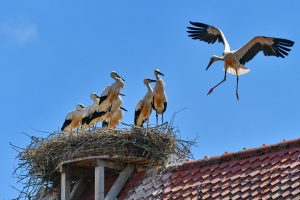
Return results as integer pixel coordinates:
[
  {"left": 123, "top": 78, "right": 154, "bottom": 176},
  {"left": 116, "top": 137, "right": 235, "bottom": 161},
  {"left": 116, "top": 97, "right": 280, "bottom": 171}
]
[{"left": 1, "top": 0, "right": 299, "bottom": 198}]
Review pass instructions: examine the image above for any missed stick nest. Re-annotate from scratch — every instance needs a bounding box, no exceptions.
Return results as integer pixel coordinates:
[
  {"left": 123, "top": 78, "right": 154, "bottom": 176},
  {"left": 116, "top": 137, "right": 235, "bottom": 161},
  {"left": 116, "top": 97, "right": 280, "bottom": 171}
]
[{"left": 12, "top": 123, "right": 195, "bottom": 199}]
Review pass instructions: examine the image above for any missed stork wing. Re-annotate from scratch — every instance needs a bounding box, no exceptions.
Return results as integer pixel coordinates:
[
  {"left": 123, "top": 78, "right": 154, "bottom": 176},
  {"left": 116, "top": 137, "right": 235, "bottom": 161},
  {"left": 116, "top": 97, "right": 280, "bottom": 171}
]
[
  {"left": 61, "top": 119, "right": 71, "bottom": 131},
  {"left": 134, "top": 100, "right": 143, "bottom": 126},
  {"left": 236, "top": 36, "right": 294, "bottom": 65},
  {"left": 187, "top": 22, "right": 230, "bottom": 51}
]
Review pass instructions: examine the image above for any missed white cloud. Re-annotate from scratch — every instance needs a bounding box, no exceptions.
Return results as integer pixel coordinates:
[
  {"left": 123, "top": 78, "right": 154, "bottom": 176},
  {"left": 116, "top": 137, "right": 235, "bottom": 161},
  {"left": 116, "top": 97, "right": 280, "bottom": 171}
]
[{"left": 0, "top": 17, "right": 37, "bottom": 43}]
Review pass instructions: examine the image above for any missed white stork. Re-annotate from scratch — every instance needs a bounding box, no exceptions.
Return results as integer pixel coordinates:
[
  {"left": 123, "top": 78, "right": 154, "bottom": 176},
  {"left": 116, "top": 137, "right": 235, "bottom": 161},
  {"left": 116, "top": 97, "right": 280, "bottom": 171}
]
[
  {"left": 134, "top": 78, "right": 156, "bottom": 127},
  {"left": 88, "top": 71, "right": 125, "bottom": 125},
  {"left": 187, "top": 22, "right": 294, "bottom": 100},
  {"left": 61, "top": 104, "right": 85, "bottom": 131},
  {"left": 152, "top": 69, "right": 167, "bottom": 125},
  {"left": 102, "top": 94, "right": 127, "bottom": 128},
  {"left": 98, "top": 71, "right": 125, "bottom": 111},
  {"left": 81, "top": 93, "right": 100, "bottom": 130}
]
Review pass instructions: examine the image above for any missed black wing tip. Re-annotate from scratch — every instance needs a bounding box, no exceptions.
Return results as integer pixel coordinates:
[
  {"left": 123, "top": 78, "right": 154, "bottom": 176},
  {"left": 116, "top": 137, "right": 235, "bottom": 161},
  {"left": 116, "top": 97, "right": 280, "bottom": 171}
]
[
  {"left": 61, "top": 119, "right": 71, "bottom": 131},
  {"left": 134, "top": 109, "right": 141, "bottom": 125},
  {"left": 189, "top": 21, "right": 207, "bottom": 27},
  {"left": 273, "top": 38, "right": 295, "bottom": 47}
]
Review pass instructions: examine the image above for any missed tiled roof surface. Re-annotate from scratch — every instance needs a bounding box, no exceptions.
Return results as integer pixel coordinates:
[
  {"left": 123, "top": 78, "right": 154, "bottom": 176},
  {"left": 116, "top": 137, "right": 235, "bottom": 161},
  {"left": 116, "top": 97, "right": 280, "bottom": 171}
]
[{"left": 120, "top": 138, "right": 300, "bottom": 200}]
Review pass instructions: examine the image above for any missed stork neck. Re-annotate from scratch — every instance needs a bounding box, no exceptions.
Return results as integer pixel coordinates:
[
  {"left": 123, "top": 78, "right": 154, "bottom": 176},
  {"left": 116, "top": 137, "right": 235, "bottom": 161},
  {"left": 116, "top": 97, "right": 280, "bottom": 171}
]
[
  {"left": 214, "top": 55, "right": 224, "bottom": 61},
  {"left": 155, "top": 73, "right": 161, "bottom": 80},
  {"left": 94, "top": 98, "right": 100, "bottom": 104},
  {"left": 146, "top": 83, "right": 153, "bottom": 93},
  {"left": 114, "top": 77, "right": 125, "bottom": 88}
]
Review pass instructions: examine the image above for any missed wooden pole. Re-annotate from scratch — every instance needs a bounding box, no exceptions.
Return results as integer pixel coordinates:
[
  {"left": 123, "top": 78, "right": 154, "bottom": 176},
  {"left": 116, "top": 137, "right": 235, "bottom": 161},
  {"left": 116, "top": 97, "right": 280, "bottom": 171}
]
[
  {"left": 60, "top": 165, "right": 71, "bottom": 200},
  {"left": 104, "top": 164, "right": 135, "bottom": 200},
  {"left": 95, "top": 160, "right": 105, "bottom": 200}
]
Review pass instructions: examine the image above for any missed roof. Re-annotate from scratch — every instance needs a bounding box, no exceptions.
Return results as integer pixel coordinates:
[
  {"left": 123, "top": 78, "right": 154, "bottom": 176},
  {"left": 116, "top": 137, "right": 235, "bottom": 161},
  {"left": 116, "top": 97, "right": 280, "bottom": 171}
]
[
  {"left": 35, "top": 138, "right": 300, "bottom": 199},
  {"left": 119, "top": 138, "right": 300, "bottom": 200}
]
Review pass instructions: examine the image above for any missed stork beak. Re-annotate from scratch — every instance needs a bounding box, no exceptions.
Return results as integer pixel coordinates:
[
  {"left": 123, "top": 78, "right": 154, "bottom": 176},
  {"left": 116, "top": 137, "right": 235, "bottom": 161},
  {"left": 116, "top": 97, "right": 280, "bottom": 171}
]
[
  {"left": 158, "top": 71, "right": 165, "bottom": 76},
  {"left": 149, "top": 79, "right": 156, "bottom": 83},
  {"left": 116, "top": 74, "right": 125, "bottom": 82},
  {"left": 206, "top": 60, "right": 213, "bottom": 71},
  {"left": 120, "top": 107, "right": 128, "bottom": 112},
  {"left": 119, "top": 93, "right": 126, "bottom": 96}
]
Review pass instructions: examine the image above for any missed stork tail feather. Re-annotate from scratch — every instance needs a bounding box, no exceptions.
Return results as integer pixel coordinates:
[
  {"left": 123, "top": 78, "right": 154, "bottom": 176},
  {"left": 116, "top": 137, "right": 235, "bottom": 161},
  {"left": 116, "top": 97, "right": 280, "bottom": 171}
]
[{"left": 225, "top": 66, "right": 250, "bottom": 75}]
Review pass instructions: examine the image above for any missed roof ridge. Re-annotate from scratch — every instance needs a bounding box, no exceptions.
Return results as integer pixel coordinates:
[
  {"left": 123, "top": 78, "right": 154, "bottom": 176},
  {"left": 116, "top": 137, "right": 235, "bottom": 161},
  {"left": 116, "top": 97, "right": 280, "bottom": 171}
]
[{"left": 178, "top": 137, "right": 300, "bottom": 171}]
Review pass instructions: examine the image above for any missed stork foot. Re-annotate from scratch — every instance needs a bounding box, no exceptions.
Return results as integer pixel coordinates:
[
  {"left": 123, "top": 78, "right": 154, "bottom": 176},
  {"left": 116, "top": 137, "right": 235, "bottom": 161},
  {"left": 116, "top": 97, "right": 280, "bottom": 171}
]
[
  {"left": 236, "top": 92, "right": 239, "bottom": 101},
  {"left": 207, "top": 88, "right": 214, "bottom": 95}
]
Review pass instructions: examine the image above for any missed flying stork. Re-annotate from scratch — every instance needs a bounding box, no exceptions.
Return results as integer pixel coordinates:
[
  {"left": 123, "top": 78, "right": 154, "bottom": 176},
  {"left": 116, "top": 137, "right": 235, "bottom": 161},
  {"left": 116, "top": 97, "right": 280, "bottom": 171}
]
[
  {"left": 134, "top": 78, "right": 156, "bottom": 127},
  {"left": 61, "top": 104, "right": 85, "bottom": 131},
  {"left": 152, "top": 69, "right": 167, "bottom": 125},
  {"left": 187, "top": 22, "right": 294, "bottom": 100}
]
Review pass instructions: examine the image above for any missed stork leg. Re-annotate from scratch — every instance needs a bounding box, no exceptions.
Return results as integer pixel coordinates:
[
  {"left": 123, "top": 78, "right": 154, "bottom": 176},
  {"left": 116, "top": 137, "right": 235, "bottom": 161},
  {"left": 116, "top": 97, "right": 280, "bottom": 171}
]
[
  {"left": 236, "top": 74, "right": 239, "bottom": 101},
  {"left": 207, "top": 71, "right": 227, "bottom": 95},
  {"left": 162, "top": 114, "right": 164, "bottom": 124},
  {"left": 156, "top": 112, "right": 158, "bottom": 126}
]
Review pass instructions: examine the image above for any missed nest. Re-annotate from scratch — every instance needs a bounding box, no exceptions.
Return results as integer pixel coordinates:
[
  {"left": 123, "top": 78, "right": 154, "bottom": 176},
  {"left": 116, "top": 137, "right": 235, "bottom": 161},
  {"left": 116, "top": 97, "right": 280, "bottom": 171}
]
[{"left": 12, "top": 123, "right": 195, "bottom": 199}]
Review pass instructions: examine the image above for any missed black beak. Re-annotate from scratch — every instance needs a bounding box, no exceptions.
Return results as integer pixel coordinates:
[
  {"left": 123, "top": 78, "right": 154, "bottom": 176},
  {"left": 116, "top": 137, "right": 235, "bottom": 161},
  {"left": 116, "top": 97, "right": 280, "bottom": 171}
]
[
  {"left": 116, "top": 74, "right": 125, "bottom": 82},
  {"left": 120, "top": 107, "right": 128, "bottom": 112},
  {"left": 119, "top": 93, "right": 126, "bottom": 96},
  {"left": 149, "top": 79, "right": 156, "bottom": 83},
  {"left": 158, "top": 71, "right": 165, "bottom": 76},
  {"left": 206, "top": 60, "right": 213, "bottom": 71}
]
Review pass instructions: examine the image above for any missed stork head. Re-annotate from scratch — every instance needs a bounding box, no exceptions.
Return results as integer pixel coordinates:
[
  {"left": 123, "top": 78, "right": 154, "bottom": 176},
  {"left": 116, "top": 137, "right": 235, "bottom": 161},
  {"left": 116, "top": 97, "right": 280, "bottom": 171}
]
[
  {"left": 90, "top": 93, "right": 100, "bottom": 100},
  {"left": 154, "top": 69, "right": 165, "bottom": 78},
  {"left": 111, "top": 71, "right": 125, "bottom": 82},
  {"left": 76, "top": 104, "right": 85, "bottom": 110},
  {"left": 206, "top": 55, "right": 222, "bottom": 71},
  {"left": 144, "top": 78, "right": 156, "bottom": 85}
]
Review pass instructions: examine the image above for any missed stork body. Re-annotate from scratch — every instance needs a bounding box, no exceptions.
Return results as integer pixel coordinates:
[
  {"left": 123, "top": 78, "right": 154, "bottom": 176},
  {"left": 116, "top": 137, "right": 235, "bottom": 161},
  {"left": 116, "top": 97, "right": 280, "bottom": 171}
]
[
  {"left": 61, "top": 104, "right": 85, "bottom": 131},
  {"left": 187, "top": 22, "right": 294, "bottom": 100},
  {"left": 134, "top": 78, "right": 156, "bottom": 127},
  {"left": 152, "top": 69, "right": 167, "bottom": 125},
  {"left": 102, "top": 95, "right": 127, "bottom": 128},
  {"left": 81, "top": 93, "right": 100, "bottom": 130}
]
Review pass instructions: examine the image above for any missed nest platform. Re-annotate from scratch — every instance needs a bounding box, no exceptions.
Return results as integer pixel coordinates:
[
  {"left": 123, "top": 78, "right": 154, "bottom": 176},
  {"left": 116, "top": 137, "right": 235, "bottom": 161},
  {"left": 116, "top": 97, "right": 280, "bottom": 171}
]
[{"left": 13, "top": 124, "right": 194, "bottom": 199}]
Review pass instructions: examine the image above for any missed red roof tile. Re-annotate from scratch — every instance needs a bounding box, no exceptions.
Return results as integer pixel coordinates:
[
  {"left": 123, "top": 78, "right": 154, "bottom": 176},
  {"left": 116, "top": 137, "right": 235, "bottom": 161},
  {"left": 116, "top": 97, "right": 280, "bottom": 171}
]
[{"left": 119, "top": 137, "right": 300, "bottom": 199}]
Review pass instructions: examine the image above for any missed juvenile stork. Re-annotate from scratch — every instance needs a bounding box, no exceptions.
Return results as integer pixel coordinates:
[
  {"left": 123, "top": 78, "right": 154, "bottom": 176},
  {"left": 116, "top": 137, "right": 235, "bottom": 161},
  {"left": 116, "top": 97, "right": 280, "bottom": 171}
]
[
  {"left": 134, "top": 78, "right": 156, "bottom": 127},
  {"left": 81, "top": 93, "right": 100, "bottom": 130},
  {"left": 102, "top": 94, "right": 127, "bottom": 128},
  {"left": 152, "top": 69, "right": 167, "bottom": 125},
  {"left": 187, "top": 22, "right": 294, "bottom": 100},
  {"left": 61, "top": 104, "right": 85, "bottom": 131}
]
